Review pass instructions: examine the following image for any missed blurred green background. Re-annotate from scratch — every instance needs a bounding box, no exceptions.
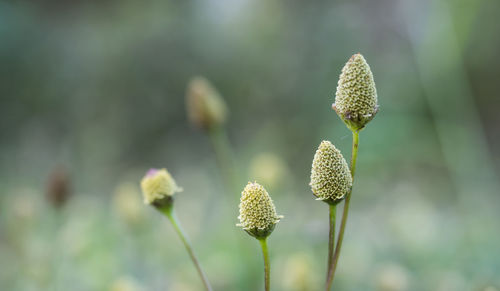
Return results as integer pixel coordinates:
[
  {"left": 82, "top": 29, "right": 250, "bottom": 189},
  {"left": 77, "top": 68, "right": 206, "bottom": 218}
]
[{"left": 1, "top": 0, "right": 500, "bottom": 290}]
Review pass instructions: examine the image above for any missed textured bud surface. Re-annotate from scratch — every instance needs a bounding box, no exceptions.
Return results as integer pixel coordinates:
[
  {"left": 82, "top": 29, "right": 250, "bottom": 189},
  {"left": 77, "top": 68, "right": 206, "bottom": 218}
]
[
  {"left": 140, "top": 168, "right": 182, "bottom": 205},
  {"left": 334, "top": 54, "right": 378, "bottom": 131},
  {"left": 310, "top": 141, "right": 352, "bottom": 204},
  {"left": 186, "top": 76, "right": 227, "bottom": 130},
  {"left": 237, "top": 182, "right": 283, "bottom": 239}
]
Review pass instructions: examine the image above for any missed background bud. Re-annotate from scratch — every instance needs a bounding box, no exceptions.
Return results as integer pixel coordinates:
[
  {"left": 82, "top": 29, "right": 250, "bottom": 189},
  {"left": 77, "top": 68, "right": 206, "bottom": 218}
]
[
  {"left": 249, "top": 153, "right": 288, "bottom": 190},
  {"left": 334, "top": 53, "right": 378, "bottom": 131},
  {"left": 310, "top": 141, "right": 352, "bottom": 204},
  {"left": 109, "top": 276, "right": 144, "bottom": 291},
  {"left": 237, "top": 182, "right": 282, "bottom": 239},
  {"left": 46, "top": 165, "right": 71, "bottom": 208},
  {"left": 186, "top": 76, "right": 228, "bottom": 131},
  {"left": 140, "top": 168, "right": 182, "bottom": 207},
  {"left": 113, "top": 182, "right": 146, "bottom": 227},
  {"left": 282, "top": 253, "right": 318, "bottom": 291}
]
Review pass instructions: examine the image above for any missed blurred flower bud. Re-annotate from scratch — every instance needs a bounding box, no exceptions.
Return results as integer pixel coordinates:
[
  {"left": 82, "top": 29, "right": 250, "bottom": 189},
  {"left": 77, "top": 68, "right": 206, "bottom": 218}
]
[
  {"left": 109, "top": 276, "right": 143, "bottom": 291},
  {"left": 249, "top": 153, "right": 288, "bottom": 189},
  {"left": 237, "top": 182, "right": 283, "bottom": 239},
  {"left": 140, "top": 168, "right": 182, "bottom": 208},
  {"left": 46, "top": 166, "right": 71, "bottom": 208},
  {"left": 8, "top": 188, "right": 38, "bottom": 231},
  {"left": 310, "top": 141, "right": 352, "bottom": 205},
  {"left": 186, "top": 76, "right": 228, "bottom": 131},
  {"left": 375, "top": 263, "right": 409, "bottom": 291},
  {"left": 113, "top": 182, "right": 146, "bottom": 227},
  {"left": 169, "top": 281, "right": 197, "bottom": 291},
  {"left": 283, "top": 253, "right": 317, "bottom": 291},
  {"left": 333, "top": 53, "right": 378, "bottom": 131}
]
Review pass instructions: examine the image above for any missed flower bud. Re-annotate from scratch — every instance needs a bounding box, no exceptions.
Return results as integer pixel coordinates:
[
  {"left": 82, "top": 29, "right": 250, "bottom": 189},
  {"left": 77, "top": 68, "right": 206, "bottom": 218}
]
[
  {"left": 283, "top": 253, "right": 316, "bottom": 291},
  {"left": 249, "top": 153, "right": 288, "bottom": 190},
  {"left": 333, "top": 53, "right": 378, "bottom": 131},
  {"left": 46, "top": 166, "right": 71, "bottom": 208},
  {"left": 186, "top": 76, "right": 228, "bottom": 131},
  {"left": 237, "top": 182, "right": 283, "bottom": 239},
  {"left": 140, "top": 168, "right": 182, "bottom": 208},
  {"left": 113, "top": 182, "right": 146, "bottom": 227},
  {"left": 110, "top": 276, "right": 143, "bottom": 291},
  {"left": 310, "top": 141, "right": 352, "bottom": 205},
  {"left": 375, "top": 263, "right": 409, "bottom": 291}
]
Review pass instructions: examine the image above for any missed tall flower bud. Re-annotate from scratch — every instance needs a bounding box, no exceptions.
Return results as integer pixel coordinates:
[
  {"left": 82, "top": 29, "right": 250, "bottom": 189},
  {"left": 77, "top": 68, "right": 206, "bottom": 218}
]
[
  {"left": 237, "top": 182, "right": 283, "bottom": 239},
  {"left": 140, "top": 168, "right": 182, "bottom": 208},
  {"left": 333, "top": 53, "right": 378, "bottom": 131},
  {"left": 310, "top": 141, "right": 352, "bottom": 205},
  {"left": 186, "top": 76, "right": 228, "bottom": 131}
]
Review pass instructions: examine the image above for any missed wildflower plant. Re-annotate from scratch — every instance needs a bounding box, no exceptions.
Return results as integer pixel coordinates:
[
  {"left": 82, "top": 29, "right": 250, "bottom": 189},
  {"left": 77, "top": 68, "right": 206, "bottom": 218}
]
[
  {"left": 313, "top": 53, "right": 379, "bottom": 290},
  {"left": 140, "top": 53, "right": 378, "bottom": 290},
  {"left": 237, "top": 182, "right": 282, "bottom": 291},
  {"left": 310, "top": 140, "right": 352, "bottom": 287},
  {"left": 186, "top": 77, "right": 237, "bottom": 196},
  {"left": 140, "top": 168, "right": 212, "bottom": 291}
]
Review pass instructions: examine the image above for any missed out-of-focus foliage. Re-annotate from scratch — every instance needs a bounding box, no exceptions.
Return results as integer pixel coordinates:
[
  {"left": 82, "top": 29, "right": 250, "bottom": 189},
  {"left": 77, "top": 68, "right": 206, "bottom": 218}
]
[{"left": 1, "top": 0, "right": 500, "bottom": 290}]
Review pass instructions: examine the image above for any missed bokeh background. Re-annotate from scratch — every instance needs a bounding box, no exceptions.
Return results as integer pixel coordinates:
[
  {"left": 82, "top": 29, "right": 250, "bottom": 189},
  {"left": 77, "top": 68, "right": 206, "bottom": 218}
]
[{"left": 1, "top": 0, "right": 500, "bottom": 290}]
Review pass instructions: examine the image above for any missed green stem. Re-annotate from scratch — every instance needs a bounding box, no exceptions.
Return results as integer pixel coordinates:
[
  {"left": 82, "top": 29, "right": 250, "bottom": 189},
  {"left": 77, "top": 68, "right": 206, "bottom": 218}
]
[
  {"left": 160, "top": 206, "right": 213, "bottom": 291},
  {"left": 326, "top": 204, "right": 336, "bottom": 282},
  {"left": 259, "top": 238, "right": 271, "bottom": 291},
  {"left": 326, "top": 130, "right": 359, "bottom": 290},
  {"left": 208, "top": 125, "right": 238, "bottom": 195}
]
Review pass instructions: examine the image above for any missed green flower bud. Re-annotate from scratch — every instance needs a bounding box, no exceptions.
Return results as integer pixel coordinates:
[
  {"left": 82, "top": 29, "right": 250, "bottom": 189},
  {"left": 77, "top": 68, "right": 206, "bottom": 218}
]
[
  {"left": 333, "top": 53, "right": 378, "bottom": 131},
  {"left": 186, "top": 76, "right": 228, "bottom": 131},
  {"left": 140, "top": 168, "right": 182, "bottom": 208},
  {"left": 310, "top": 141, "right": 352, "bottom": 205},
  {"left": 237, "top": 182, "right": 283, "bottom": 239}
]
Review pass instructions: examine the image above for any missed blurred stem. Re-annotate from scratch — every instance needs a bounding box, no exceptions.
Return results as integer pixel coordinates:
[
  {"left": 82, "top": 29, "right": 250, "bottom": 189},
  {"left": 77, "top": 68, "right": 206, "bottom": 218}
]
[
  {"left": 50, "top": 209, "right": 65, "bottom": 290},
  {"left": 160, "top": 205, "right": 213, "bottom": 291},
  {"left": 327, "top": 130, "right": 359, "bottom": 290},
  {"left": 326, "top": 204, "right": 336, "bottom": 283},
  {"left": 259, "top": 238, "right": 270, "bottom": 291},
  {"left": 208, "top": 125, "right": 238, "bottom": 195}
]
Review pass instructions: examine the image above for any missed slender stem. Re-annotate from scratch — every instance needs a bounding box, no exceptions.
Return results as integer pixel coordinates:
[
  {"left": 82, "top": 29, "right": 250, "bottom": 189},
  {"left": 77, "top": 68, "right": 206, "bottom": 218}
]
[
  {"left": 208, "top": 125, "right": 238, "bottom": 195},
  {"left": 161, "top": 206, "right": 213, "bottom": 291},
  {"left": 259, "top": 238, "right": 271, "bottom": 291},
  {"left": 326, "top": 204, "right": 336, "bottom": 282},
  {"left": 326, "top": 130, "right": 360, "bottom": 290}
]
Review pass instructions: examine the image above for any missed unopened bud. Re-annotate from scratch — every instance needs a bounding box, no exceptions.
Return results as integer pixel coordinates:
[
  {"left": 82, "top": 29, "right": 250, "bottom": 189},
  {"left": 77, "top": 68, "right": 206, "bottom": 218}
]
[
  {"left": 113, "top": 182, "right": 145, "bottom": 227},
  {"left": 237, "top": 182, "right": 283, "bottom": 239},
  {"left": 333, "top": 53, "right": 378, "bottom": 131},
  {"left": 46, "top": 166, "right": 71, "bottom": 208},
  {"left": 186, "top": 77, "right": 228, "bottom": 131},
  {"left": 140, "top": 168, "right": 182, "bottom": 208},
  {"left": 310, "top": 141, "right": 352, "bottom": 205}
]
